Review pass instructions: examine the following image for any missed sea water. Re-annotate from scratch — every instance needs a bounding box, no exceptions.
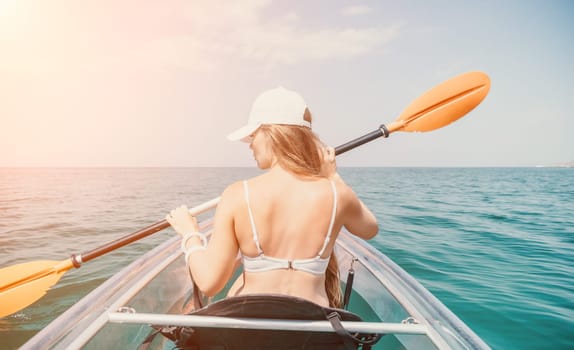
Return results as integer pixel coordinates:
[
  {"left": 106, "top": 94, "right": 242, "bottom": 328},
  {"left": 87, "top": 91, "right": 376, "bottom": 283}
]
[{"left": 0, "top": 167, "right": 572, "bottom": 349}]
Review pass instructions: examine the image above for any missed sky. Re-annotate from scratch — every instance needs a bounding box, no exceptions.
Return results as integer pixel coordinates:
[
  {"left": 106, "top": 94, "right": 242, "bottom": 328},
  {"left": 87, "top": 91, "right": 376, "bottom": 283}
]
[{"left": 1, "top": 0, "right": 572, "bottom": 167}]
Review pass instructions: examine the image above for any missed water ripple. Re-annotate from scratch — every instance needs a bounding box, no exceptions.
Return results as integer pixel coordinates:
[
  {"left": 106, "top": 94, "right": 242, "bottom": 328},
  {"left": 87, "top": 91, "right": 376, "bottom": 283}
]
[{"left": 1, "top": 167, "right": 573, "bottom": 349}]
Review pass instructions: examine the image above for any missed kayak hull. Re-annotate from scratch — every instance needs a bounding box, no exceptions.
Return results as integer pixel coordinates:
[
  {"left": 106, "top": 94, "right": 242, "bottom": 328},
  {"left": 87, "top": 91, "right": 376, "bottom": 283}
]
[{"left": 21, "top": 217, "right": 489, "bottom": 350}]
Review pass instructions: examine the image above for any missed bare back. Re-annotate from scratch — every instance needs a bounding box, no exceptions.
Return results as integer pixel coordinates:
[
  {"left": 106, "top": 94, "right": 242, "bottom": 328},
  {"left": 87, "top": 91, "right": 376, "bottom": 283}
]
[{"left": 231, "top": 167, "right": 341, "bottom": 306}]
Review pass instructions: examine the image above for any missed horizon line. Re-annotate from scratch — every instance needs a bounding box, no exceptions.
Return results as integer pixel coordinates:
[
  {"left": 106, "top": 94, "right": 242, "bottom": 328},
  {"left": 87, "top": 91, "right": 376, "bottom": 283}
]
[{"left": 1, "top": 165, "right": 572, "bottom": 169}]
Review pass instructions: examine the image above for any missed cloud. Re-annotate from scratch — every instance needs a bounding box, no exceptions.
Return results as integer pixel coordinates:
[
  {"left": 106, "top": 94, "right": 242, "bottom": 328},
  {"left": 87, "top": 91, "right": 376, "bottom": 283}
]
[
  {"left": 340, "top": 5, "right": 373, "bottom": 16},
  {"left": 0, "top": 0, "right": 398, "bottom": 75},
  {"left": 170, "top": 0, "right": 396, "bottom": 70},
  {"left": 112, "top": 0, "right": 399, "bottom": 72}
]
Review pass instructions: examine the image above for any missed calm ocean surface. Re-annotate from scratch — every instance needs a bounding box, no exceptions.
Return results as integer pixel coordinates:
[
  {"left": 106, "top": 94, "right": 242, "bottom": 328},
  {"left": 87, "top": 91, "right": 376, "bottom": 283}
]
[{"left": 0, "top": 167, "right": 572, "bottom": 349}]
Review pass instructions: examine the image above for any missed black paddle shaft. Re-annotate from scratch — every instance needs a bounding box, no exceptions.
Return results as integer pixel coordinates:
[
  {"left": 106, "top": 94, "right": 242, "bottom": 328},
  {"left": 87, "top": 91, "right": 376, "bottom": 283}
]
[
  {"left": 71, "top": 124, "right": 389, "bottom": 267},
  {"left": 334, "top": 125, "right": 389, "bottom": 156},
  {"left": 73, "top": 220, "right": 171, "bottom": 266}
]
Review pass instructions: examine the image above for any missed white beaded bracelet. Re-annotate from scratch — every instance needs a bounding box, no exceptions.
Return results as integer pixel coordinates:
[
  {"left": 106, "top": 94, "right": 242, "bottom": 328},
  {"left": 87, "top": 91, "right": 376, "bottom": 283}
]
[
  {"left": 181, "top": 232, "right": 208, "bottom": 264},
  {"left": 180, "top": 231, "right": 208, "bottom": 251}
]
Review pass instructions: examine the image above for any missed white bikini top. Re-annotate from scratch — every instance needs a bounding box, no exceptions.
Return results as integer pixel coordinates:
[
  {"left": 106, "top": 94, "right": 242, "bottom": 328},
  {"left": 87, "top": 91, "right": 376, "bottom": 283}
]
[{"left": 241, "top": 180, "right": 338, "bottom": 275}]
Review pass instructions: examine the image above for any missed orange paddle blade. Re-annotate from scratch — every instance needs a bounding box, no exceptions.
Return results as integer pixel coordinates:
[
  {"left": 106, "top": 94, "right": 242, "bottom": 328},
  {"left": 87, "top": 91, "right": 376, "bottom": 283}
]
[
  {"left": 387, "top": 71, "right": 490, "bottom": 133},
  {"left": 0, "top": 259, "right": 74, "bottom": 318}
]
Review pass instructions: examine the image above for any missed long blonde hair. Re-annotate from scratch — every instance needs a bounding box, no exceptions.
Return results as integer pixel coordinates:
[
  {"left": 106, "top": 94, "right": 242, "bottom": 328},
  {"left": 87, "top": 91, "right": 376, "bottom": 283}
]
[
  {"left": 258, "top": 110, "right": 343, "bottom": 308},
  {"left": 258, "top": 111, "right": 322, "bottom": 177},
  {"left": 325, "top": 253, "right": 342, "bottom": 308}
]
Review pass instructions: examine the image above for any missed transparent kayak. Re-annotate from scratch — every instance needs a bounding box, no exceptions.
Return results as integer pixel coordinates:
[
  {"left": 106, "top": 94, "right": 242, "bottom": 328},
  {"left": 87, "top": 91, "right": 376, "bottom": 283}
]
[{"left": 21, "top": 203, "right": 490, "bottom": 350}]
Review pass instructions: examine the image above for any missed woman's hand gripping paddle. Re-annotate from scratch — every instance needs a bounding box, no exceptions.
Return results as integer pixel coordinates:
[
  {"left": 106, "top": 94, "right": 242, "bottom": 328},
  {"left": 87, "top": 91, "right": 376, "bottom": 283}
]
[{"left": 0, "top": 71, "right": 490, "bottom": 318}]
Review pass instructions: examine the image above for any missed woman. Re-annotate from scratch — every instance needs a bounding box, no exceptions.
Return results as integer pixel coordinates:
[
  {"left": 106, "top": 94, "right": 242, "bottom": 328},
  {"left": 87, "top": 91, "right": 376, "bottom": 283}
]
[{"left": 166, "top": 87, "right": 378, "bottom": 308}]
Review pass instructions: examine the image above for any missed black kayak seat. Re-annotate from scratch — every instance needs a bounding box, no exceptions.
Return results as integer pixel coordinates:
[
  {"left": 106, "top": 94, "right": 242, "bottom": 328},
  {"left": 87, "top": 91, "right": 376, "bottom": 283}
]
[{"left": 144, "top": 294, "right": 383, "bottom": 350}]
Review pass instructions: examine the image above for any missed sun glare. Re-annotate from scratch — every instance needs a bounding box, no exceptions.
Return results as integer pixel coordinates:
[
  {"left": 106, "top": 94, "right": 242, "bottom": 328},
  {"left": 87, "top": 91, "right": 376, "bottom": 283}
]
[
  {"left": 0, "top": 0, "right": 18, "bottom": 13},
  {"left": 0, "top": 0, "right": 31, "bottom": 28}
]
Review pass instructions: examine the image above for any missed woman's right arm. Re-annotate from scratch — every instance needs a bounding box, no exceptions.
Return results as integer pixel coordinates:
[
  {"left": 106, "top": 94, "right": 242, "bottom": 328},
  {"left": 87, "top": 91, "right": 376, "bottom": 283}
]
[
  {"left": 321, "top": 146, "right": 379, "bottom": 240},
  {"left": 334, "top": 174, "right": 379, "bottom": 240}
]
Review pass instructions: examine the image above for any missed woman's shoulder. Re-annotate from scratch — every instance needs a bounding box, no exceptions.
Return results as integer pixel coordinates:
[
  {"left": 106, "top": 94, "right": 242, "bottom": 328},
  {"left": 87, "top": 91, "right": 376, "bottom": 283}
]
[
  {"left": 222, "top": 180, "right": 245, "bottom": 198},
  {"left": 215, "top": 181, "right": 246, "bottom": 214},
  {"left": 329, "top": 176, "right": 359, "bottom": 206},
  {"left": 221, "top": 173, "right": 266, "bottom": 200}
]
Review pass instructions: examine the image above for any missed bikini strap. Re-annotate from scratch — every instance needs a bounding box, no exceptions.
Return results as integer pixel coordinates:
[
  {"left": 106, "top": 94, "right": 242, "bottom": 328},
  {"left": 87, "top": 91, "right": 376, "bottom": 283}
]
[
  {"left": 317, "top": 179, "right": 338, "bottom": 257},
  {"left": 243, "top": 180, "right": 263, "bottom": 255}
]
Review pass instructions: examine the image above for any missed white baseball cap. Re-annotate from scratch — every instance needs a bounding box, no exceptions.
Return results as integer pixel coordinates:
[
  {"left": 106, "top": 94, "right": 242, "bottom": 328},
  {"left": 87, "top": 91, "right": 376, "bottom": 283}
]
[{"left": 227, "top": 86, "right": 311, "bottom": 142}]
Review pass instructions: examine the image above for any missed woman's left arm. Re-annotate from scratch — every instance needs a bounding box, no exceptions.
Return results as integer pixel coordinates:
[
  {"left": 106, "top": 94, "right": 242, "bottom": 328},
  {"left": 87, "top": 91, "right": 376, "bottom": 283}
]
[{"left": 167, "top": 184, "right": 240, "bottom": 296}]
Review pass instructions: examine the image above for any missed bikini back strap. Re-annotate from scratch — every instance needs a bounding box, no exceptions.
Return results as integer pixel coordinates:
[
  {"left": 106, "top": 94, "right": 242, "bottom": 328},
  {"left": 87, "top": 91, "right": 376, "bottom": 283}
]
[
  {"left": 317, "top": 179, "right": 338, "bottom": 257},
  {"left": 243, "top": 180, "right": 263, "bottom": 255}
]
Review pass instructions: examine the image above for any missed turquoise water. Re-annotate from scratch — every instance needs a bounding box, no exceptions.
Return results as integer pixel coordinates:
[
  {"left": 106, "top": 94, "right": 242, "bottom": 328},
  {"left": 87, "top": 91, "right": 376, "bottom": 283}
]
[{"left": 0, "top": 167, "right": 572, "bottom": 349}]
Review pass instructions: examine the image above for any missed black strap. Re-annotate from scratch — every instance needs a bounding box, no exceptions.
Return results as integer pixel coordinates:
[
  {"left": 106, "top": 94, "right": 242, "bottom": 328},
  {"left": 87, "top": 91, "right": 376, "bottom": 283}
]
[
  {"left": 343, "top": 267, "right": 355, "bottom": 309},
  {"left": 327, "top": 312, "right": 382, "bottom": 350},
  {"left": 138, "top": 328, "right": 163, "bottom": 350},
  {"left": 328, "top": 312, "right": 357, "bottom": 350}
]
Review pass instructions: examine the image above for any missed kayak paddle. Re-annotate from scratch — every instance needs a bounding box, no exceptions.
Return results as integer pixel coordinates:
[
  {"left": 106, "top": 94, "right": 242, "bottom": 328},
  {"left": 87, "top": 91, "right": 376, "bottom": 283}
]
[
  {"left": 0, "top": 70, "right": 490, "bottom": 318},
  {"left": 335, "top": 71, "right": 490, "bottom": 154},
  {"left": 0, "top": 198, "right": 220, "bottom": 319}
]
